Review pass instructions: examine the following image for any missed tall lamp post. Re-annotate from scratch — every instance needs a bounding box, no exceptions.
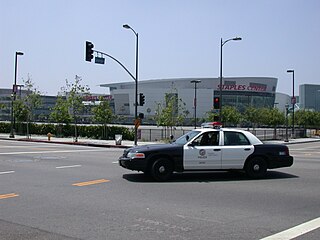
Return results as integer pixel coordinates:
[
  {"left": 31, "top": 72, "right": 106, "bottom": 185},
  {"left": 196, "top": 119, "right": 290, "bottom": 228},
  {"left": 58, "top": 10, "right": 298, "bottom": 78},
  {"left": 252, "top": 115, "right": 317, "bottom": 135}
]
[
  {"left": 191, "top": 80, "right": 201, "bottom": 128},
  {"left": 123, "top": 24, "right": 139, "bottom": 145},
  {"left": 219, "top": 37, "right": 242, "bottom": 121},
  {"left": 287, "top": 69, "right": 295, "bottom": 138},
  {"left": 9, "top": 51, "right": 24, "bottom": 138},
  {"left": 284, "top": 104, "right": 289, "bottom": 142}
]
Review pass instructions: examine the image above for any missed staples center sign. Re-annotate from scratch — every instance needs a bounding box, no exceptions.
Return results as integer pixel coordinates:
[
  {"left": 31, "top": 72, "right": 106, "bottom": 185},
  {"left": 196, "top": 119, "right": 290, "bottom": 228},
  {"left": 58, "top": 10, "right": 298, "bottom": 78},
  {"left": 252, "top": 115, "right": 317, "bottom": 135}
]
[{"left": 217, "top": 84, "right": 267, "bottom": 92}]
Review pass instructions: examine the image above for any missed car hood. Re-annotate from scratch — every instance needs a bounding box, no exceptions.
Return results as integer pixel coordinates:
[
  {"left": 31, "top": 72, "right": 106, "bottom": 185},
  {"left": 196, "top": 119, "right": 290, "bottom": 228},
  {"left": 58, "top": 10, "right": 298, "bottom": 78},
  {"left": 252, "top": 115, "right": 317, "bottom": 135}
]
[{"left": 127, "top": 143, "right": 182, "bottom": 153}]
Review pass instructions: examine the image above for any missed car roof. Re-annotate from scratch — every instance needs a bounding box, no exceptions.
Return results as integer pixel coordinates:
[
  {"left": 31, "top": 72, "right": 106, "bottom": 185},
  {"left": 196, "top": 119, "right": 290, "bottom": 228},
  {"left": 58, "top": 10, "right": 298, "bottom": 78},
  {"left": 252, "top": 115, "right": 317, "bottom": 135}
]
[{"left": 195, "top": 128, "right": 263, "bottom": 144}]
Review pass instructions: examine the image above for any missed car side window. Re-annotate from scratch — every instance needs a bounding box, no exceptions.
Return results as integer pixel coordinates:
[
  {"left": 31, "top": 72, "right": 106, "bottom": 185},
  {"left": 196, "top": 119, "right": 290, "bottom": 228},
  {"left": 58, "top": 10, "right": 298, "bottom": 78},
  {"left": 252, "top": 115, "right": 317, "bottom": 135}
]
[
  {"left": 224, "top": 132, "right": 250, "bottom": 146},
  {"left": 193, "top": 132, "right": 219, "bottom": 146}
]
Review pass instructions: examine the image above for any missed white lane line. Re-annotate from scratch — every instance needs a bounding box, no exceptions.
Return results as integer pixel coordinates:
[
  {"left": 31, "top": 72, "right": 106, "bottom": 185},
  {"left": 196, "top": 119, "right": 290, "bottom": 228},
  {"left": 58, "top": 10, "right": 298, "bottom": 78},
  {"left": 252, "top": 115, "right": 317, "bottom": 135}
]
[
  {"left": 56, "top": 165, "right": 82, "bottom": 169},
  {"left": 260, "top": 217, "right": 320, "bottom": 240},
  {"left": 0, "top": 171, "right": 15, "bottom": 175},
  {"left": 112, "top": 161, "right": 118, "bottom": 164},
  {"left": 0, "top": 149, "right": 106, "bottom": 155}
]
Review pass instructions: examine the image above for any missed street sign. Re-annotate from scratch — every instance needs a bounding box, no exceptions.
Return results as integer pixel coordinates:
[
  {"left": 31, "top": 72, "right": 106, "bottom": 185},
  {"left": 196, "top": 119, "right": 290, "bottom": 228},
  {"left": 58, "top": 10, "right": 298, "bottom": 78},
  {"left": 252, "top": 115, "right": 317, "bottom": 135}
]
[
  {"left": 134, "top": 119, "right": 141, "bottom": 128},
  {"left": 291, "top": 97, "right": 296, "bottom": 104},
  {"left": 95, "top": 57, "right": 105, "bottom": 64}
]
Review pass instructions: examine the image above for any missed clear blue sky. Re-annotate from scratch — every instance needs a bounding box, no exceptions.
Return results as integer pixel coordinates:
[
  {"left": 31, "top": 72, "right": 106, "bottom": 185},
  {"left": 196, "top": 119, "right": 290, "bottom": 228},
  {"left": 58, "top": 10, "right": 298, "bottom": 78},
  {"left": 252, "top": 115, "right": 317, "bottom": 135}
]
[{"left": 1, "top": 0, "right": 319, "bottom": 96}]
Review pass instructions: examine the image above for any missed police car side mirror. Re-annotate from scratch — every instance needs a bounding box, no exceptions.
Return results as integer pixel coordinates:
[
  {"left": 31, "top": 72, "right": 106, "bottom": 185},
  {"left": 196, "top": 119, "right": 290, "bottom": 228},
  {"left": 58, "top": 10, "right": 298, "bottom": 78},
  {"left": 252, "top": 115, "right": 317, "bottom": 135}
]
[{"left": 187, "top": 142, "right": 195, "bottom": 147}]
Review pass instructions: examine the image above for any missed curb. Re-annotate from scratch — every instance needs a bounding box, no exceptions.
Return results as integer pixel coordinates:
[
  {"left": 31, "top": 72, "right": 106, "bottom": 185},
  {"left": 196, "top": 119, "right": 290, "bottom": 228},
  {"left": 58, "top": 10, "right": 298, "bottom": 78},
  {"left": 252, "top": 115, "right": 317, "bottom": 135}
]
[{"left": 0, "top": 137, "right": 130, "bottom": 149}]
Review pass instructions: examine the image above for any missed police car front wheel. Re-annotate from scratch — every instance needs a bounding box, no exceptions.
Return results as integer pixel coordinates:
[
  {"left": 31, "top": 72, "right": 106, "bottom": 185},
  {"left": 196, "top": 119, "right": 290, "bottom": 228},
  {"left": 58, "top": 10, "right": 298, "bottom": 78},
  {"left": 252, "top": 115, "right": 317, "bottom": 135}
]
[{"left": 150, "top": 158, "right": 173, "bottom": 182}]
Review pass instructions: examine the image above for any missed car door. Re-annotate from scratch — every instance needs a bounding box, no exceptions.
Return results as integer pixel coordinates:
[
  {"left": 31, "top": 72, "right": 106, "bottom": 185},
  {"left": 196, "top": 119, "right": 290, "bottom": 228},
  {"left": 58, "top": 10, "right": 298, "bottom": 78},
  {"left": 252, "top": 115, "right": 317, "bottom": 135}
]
[
  {"left": 183, "top": 131, "right": 222, "bottom": 170},
  {"left": 221, "top": 131, "right": 254, "bottom": 169}
]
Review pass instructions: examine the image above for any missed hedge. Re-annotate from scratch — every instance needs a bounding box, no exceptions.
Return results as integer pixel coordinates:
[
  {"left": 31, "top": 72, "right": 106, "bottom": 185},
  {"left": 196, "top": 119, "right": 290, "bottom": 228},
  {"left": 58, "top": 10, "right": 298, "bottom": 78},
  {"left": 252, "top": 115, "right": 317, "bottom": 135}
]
[{"left": 0, "top": 122, "right": 134, "bottom": 140}]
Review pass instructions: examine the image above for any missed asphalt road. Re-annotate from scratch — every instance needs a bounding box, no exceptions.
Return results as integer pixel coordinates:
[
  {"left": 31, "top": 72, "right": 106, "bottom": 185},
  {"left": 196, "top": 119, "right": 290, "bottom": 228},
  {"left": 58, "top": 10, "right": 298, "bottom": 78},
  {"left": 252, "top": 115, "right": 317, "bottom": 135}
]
[{"left": 0, "top": 140, "right": 319, "bottom": 240}]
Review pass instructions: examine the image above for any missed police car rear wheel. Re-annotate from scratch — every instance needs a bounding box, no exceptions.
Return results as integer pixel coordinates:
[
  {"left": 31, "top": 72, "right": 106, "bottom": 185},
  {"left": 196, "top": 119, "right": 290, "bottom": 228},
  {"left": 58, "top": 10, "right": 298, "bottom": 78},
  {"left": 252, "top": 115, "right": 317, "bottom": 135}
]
[
  {"left": 150, "top": 158, "right": 173, "bottom": 182},
  {"left": 245, "top": 157, "right": 267, "bottom": 179}
]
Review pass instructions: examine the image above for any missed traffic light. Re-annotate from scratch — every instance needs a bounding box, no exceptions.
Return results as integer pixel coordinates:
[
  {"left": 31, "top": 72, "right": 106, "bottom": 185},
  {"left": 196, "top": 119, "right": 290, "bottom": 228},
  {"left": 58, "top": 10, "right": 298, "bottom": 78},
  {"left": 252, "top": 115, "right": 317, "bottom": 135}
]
[
  {"left": 213, "top": 97, "right": 220, "bottom": 109},
  {"left": 139, "top": 93, "right": 145, "bottom": 106},
  {"left": 138, "top": 113, "right": 144, "bottom": 119},
  {"left": 85, "top": 41, "right": 94, "bottom": 62}
]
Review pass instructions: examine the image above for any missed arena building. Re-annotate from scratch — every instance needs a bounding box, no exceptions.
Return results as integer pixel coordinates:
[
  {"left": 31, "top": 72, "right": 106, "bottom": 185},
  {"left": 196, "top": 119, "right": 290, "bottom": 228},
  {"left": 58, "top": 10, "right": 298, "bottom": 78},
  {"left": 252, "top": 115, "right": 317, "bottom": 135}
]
[{"left": 100, "top": 77, "right": 278, "bottom": 120}]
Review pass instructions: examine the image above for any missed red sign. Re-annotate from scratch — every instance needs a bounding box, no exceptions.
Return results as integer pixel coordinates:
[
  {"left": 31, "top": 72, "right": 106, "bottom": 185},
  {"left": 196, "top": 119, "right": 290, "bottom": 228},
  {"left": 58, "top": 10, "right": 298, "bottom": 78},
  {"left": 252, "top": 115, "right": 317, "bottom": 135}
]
[
  {"left": 217, "top": 84, "right": 267, "bottom": 92},
  {"left": 83, "top": 95, "right": 112, "bottom": 101}
]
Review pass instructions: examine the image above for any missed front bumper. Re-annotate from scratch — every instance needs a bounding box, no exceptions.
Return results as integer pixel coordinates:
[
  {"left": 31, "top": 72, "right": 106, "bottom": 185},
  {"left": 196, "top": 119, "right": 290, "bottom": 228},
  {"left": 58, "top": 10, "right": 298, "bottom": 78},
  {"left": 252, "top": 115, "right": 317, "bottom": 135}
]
[
  {"left": 268, "top": 156, "right": 294, "bottom": 169},
  {"left": 119, "top": 157, "right": 148, "bottom": 172}
]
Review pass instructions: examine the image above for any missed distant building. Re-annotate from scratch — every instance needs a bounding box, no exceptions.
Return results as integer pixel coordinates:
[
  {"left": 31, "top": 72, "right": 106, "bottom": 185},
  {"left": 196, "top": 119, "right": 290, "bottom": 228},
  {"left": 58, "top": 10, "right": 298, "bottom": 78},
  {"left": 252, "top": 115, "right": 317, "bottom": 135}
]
[
  {"left": 0, "top": 88, "right": 27, "bottom": 121},
  {"left": 299, "top": 84, "right": 320, "bottom": 111},
  {"left": 100, "top": 77, "right": 278, "bottom": 119},
  {"left": 0, "top": 88, "right": 110, "bottom": 123}
]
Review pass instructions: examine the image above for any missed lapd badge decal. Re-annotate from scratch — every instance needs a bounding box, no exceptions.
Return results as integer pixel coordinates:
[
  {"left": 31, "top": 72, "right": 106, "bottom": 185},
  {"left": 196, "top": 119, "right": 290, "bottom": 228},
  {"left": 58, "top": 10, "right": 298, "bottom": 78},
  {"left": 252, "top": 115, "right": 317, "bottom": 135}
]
[{"left": 198, "top": 149, "right": 207, "bottom": 159}]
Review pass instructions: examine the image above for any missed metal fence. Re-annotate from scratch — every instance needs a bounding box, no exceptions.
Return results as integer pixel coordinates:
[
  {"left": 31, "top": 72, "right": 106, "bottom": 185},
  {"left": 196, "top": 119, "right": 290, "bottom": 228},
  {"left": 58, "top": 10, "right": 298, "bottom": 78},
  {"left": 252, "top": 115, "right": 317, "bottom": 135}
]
[{"left": 138, "top": 127, "right": 307, "bottom": 142}]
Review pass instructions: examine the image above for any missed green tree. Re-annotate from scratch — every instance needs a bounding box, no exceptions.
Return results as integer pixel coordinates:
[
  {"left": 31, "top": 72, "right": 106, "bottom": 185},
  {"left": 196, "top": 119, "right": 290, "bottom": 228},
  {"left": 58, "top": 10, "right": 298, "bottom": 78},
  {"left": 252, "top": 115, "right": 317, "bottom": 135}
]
[
  {"left": 49, "top": 95, "right": 72, "bottom": 136},
  {"left": 14, "top": 75, "right": 42, "bottom": 136},
  {"left": 260, "top": 108, "right": 285, "bottom": 139},
  {"left": 295, "top": 110, "right": 320, "bottom": 129},
  {"left": 244, "top": 107, "right": 263, "bottom": 129},
  {"left": 265, "top": 108, "right": 285, "bottom": 127},
  {"left": 61, "top": 75, "right": 90, "bottom": 141},
  {"left": 154, "top": 92, "right": 189, "bottom": 138},
  {"left": 221, "top": 106, "right": 241, "bottom": 126},
  {"left": 50, "top": 96, "right": 72, "bottom": 124},
  {"left": 92, "top": 96, "right": 114, "bottom": 139}
]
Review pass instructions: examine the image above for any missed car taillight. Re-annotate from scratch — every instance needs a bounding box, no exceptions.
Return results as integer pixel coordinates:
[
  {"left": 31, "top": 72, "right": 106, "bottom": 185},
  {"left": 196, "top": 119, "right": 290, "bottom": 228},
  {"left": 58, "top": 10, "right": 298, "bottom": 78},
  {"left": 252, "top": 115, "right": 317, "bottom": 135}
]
[{"left": 279, "top": 148, "right": 289, "bottom": 156}]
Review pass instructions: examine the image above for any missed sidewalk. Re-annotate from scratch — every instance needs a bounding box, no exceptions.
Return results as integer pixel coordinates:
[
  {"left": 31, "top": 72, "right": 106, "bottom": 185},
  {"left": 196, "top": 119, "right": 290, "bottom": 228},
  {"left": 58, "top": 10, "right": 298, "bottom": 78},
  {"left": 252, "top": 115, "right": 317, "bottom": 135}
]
[
  {"left": 0, "top": 133, "right": 319, "bottom": 148},
  {"left": 0, "top": 133, "right": 157, "bottom": 148}
]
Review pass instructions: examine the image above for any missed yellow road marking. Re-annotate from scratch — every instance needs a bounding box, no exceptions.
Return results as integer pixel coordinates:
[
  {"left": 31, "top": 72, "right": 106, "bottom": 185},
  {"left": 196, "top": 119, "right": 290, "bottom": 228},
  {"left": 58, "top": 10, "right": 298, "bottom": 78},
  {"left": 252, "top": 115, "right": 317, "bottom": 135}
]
[
  {"left": 0, "top": 193, "right": 19, "bottom": 200},
  {"left": 72, "top": 179, "right": 110, "bottom": 187}
]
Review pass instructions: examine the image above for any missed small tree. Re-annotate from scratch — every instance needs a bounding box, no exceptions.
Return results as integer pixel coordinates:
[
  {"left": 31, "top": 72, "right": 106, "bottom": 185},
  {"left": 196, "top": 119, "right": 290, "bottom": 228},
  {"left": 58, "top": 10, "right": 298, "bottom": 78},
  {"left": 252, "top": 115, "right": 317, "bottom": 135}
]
[
  {"left": 154, "top": 93, "right": 189, "bottom": 138},
  {"left": 221, "top": 106, "right": 241, "bottom": 126},
  {"left": 92, "top": 96, "right": 114, "bottom": 139},
  {"left": 49, "top": 95, "right": 72, "bottom": 136},
  {"left": 14, "top": 75, "right": 42, "bottom": 137},
  {"left": 244, "top": 107, "right": 262, "bottom": 129},
  {"left": 261, "top": 108, "right": 285, "bottom": 139},
  {"left": 295, "top": 110, "right": 320, "bottom": 129},
  {"left": 61, "top": 75, "right": 90, "bottom": 141}
]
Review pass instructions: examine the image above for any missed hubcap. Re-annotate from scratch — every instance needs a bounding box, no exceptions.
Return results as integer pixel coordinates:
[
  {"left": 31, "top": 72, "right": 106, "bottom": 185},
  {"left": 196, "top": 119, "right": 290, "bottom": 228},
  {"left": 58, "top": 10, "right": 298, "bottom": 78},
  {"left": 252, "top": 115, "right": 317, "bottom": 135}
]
[
  {"left": 159, "top": 166, "right": 166, "bottom": 173},
  {"left": 253, "top": 164, "right": 260, "bottom": 171}
]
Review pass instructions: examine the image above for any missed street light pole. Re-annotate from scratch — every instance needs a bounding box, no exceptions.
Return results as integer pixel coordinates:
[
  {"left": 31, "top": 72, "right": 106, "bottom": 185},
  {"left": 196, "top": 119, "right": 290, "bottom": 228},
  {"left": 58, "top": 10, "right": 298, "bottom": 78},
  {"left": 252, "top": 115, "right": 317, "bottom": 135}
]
[
  {"left": 284, "top": 104, "right": 289, "bottom": 142},
  {"left": 191, "top": 80, "right": 201, "bottom": 128},
  {"left": 219, "top": 37, "right": 242, "bottom": 122},
  {"left": 287, "top": 69, "right": 295, "bottom": 138},
  {"left": 123, "top": 24, "right": 139, "bottom": 145},
  {"left": 9, "top": 51, "right": 24, "bottom": 138}
]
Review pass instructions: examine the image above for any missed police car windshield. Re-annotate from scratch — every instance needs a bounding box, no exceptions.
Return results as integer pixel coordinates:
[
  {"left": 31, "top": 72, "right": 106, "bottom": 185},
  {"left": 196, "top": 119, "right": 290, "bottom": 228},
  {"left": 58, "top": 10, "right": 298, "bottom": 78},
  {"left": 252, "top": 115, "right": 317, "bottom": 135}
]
[{"left": 174, "top": 130, "right": 201, "bottom": 145}]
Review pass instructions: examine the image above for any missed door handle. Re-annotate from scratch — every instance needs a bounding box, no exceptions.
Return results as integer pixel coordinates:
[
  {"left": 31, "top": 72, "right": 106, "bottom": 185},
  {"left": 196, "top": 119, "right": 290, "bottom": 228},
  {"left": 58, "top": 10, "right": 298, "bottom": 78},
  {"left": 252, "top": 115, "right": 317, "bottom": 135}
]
[
  {"left": 244, "top": 148, "right": 251, "bottom": 151},
  {"left": 214, "top": 149, "right": 221, "bottom": 151}
]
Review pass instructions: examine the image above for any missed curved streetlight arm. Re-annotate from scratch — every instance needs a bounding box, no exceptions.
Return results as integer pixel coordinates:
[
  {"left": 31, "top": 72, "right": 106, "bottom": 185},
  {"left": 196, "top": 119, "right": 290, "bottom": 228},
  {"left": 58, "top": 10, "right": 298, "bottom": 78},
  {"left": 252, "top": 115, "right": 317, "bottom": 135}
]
[
  {"left": 222, "top": 37, "right": 242, "bottom": 47},
  {"left": 94, "top": 50, "right": 136, "bottom": 82},
  {"left": 123, "top": 24, "right": 138, "bottom": 37}
]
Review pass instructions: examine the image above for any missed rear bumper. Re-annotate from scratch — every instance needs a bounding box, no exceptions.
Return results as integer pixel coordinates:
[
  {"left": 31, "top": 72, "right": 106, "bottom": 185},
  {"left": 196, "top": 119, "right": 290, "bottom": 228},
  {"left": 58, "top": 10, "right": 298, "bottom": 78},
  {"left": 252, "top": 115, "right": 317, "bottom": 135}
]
[
  {"left": 119, "top": 157, "right": 148, "bottom": 172},
  {"left": 268, "top": 156, "right": 294, "bottom": 169}
]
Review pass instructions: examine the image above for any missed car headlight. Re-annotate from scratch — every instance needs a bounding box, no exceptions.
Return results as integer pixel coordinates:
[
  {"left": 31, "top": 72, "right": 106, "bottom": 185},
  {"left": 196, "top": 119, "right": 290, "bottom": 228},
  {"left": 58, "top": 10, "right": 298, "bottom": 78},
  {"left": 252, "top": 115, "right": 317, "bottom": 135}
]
[{"left": 127, "top": 152, "right": 145, "bottom": 159}]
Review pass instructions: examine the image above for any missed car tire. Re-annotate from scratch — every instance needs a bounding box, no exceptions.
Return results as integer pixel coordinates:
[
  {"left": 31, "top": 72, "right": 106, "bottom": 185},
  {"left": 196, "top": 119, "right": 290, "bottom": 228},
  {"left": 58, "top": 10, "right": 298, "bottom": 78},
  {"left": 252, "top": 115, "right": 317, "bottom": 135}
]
[
  {"left": 150, "top": 158, "right": 173, "bottom": 182},
  {"left": 245, "top": 157, "right": 267, "bottom": 179}
]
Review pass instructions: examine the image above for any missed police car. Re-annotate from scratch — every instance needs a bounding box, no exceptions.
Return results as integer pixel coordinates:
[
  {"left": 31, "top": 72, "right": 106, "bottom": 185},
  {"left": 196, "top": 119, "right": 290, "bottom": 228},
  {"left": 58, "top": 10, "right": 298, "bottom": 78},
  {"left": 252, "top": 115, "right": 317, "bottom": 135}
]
[{"left": 119, "top": 127, "right": 294, "bottom": 181}]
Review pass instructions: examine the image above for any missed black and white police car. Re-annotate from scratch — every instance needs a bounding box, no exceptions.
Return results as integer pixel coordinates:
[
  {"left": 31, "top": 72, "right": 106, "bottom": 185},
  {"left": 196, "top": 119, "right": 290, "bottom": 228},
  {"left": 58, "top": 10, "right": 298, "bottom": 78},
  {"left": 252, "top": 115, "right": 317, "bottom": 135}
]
[{"left": 119, "top": 127, "right": 294, "bottom": 181}]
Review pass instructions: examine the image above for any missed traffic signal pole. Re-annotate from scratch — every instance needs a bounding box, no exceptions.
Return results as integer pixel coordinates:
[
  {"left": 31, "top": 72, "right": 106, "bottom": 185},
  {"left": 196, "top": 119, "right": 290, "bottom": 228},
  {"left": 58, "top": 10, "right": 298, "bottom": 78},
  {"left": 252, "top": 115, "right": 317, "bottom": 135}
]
[{"left": 85, "top": 41, "right": 139, "bottom": 145}]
